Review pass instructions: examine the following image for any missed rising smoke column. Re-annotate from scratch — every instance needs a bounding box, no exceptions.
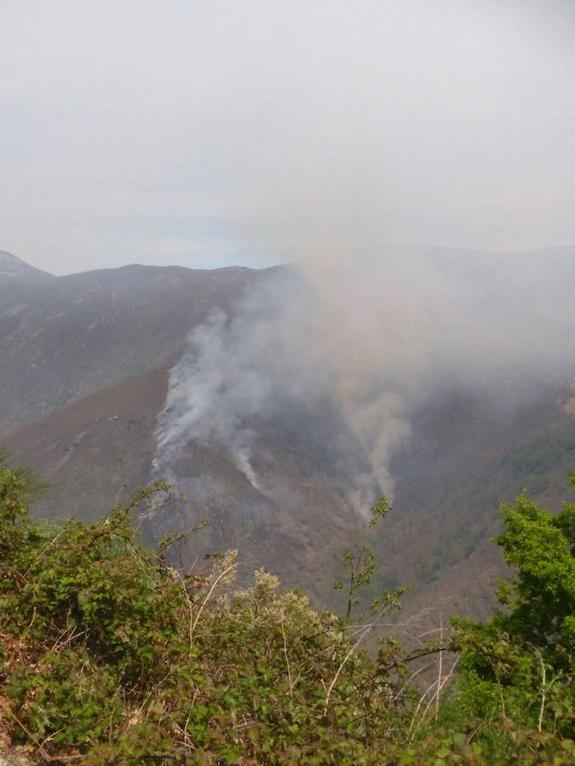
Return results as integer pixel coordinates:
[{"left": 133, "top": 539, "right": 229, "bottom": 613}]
[
  {"left": 153, "top": 245, "right": 575, "bottom": 515},
  {"left": 152, "top": 260, "right": 417, "bottom": 510},
  {"left": 153, "top": 253, "right": 426, "bottom": 511}
]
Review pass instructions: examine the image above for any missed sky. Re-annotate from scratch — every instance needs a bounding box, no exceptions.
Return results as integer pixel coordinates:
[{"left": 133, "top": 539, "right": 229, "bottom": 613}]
[{"left": 1, "top": 0, "right": 575, "bottom": 275}]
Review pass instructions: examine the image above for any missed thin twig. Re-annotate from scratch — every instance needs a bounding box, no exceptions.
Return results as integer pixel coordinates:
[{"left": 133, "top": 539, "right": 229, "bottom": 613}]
[
  {"left": 4, "top": 706, "right": 82, "bottom": 761},
  {"left": 408, "top": 678, "right": 440, "bottom": 739},
  {"left": 190, "top": 560, "right": 237, "bottom": 639},
  {"left": 381, "top": 646, "right": 448, "bottom": 673},
  {"left": 173, "top": 568, "right": 195, "bottom": 650},
  {"left": 23, "top": 530, "right": 65, "bottom": 577},
  {"left": 323, "top": 625, "right": 371, "bottom": 717},
  {"left": 409, "top": 658, "right": 459, "bottom": 740},
  {"left": 280, "top": 620, "right": 295, "bottom": 710},
  {"left": 496, "top": 673, "right": 508, "bottom": 722},
  {"left": 435, "top": 615, "right": 443, "bottom": 722},
  {"left": 535, "top": 647, "right": 547, "bottom": 733},
  {"left": 393, "top": 659, "right": 436, "bottom": 701}
]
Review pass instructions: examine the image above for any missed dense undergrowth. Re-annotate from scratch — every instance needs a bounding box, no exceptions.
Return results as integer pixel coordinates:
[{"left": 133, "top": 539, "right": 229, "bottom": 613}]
[{"left": 1, "top": 455, "right": 575, "bottom": 764}]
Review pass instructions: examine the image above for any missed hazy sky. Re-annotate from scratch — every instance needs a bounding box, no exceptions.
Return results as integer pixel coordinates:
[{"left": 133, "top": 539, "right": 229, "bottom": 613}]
[{"left": 1, "top": 0, "right": 575, "bottom": 275}]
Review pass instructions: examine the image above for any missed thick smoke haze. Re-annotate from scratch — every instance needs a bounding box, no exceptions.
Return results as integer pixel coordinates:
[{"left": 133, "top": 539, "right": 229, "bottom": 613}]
[
  {"left": 2, "top": 1, "right": 575, "bottom": 273},
  {"left": 154, "top": 245, "right": 575, "bottom": 511},
  {"left": 3, "top": 2, "right": 575, "bottom": 509}
]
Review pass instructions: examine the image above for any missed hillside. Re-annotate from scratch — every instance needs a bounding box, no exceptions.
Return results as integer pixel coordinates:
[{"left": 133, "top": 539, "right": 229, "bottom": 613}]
[
  {"left": 2, "top": 249, "right": 575, "bottom": 621},
  {"left": 0, "top": 255, "right": 264, "bottom": 434},
  {"left": 384, "top": 387, "right": 575, "bottom": 621},
  {"left": 2, "top": 365, "right": 366, "bottom": 604},
  {"left": 0, "top": 250, "right": 53, "bottom": 281},
  {"left": 5, "top": 346, "right": 575, "bottom": 618},
  {"left": 3, "top": 365, "right": 170, "bottom": 522}
]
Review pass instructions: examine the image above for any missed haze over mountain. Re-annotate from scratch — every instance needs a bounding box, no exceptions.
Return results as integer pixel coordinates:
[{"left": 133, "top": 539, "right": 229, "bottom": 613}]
[
  {"left": 0, "top": 250, "right": 52, "bottom": 281},
  {"left": 3, "top": 247, "right": 575, "bottom": 619},
  {"left": 3, "top": 4, "right": 575, "bottom": 761},
  {"left": 3, "top": 2, "right": 575, "bottom": 275},
  {"left": 0, "top": 251, "right": 261, "bottom": 435}
]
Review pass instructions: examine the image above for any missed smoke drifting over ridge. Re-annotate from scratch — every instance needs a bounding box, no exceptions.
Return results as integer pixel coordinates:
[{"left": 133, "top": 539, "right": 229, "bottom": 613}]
[
  {"left": 154, "top": 245, "right": 575, "bottom": 512},
  {"left": 145, "top": 2, "right": 575, "bottom": 510}
]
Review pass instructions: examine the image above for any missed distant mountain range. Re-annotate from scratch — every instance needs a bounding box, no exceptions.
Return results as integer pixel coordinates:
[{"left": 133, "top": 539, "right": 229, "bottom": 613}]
[{"left": 2, "top": 249, "right": 575, "bottom": 622}]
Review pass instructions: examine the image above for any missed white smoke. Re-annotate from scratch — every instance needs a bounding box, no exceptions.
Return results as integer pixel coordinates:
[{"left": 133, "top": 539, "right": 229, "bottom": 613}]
[
  {"left": 153, "top": 245, "right": 575, "bottom": 514},
  {"left": 154, "top": 308, "right": 273, "bottom": 491}
]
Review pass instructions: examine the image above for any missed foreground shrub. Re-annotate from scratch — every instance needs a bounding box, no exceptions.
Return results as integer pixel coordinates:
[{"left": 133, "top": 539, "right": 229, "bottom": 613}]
[
  {"left": 0, "top": 459, "right": 411, "bottom": 764},
  {"left": 439, "top": 481, "right": 575, "bottom": 764},
  {"left": 2, "top": 453, "right": 575, "bottom": 764}
]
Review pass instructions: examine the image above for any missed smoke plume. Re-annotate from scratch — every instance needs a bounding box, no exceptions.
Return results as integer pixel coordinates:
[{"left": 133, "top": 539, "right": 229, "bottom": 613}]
[{"left": 154, "top": 243, "right": 575, "bottom": 513}]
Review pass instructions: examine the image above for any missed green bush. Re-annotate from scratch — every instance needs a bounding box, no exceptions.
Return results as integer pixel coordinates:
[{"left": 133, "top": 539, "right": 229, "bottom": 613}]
[
  {"left": 2, "top": 453, "right": 575, "bottom": 764},
  {"left": 0, "top": 459, "right": 410, "bottom": 764}
]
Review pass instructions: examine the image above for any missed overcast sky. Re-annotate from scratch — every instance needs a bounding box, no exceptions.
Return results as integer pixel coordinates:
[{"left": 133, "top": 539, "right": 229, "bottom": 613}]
[{"left": 1, "top": 0, "right": 575, "bottom": 275}]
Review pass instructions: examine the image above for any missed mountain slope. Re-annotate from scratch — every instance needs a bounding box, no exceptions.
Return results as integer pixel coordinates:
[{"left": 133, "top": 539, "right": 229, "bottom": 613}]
[
  {"left": 3, "top": 363, "right": 362, "bottom": 604},
  {"left": 3, "top": 250, "right": 575, "bottom": 620},
  {"left": 3, "top": 364, "right": 169, "bottom": 522},
  {"left": 383, "top": 388, "right": 575, "bottom": 622},
  {"left": 6, "top": 358, "right": 575, "bottom": 615},
  {"left": 0, "top": 250, "right": 53, "bottom": 281},
  {"left": 0, "top": 261, "right": 266, "bottom": 434}
]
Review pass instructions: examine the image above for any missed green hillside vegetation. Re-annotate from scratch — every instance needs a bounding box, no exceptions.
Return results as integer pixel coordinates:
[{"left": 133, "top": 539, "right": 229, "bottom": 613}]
[{"left": 1, "top": 454, "right": 575, "bottom": 764}]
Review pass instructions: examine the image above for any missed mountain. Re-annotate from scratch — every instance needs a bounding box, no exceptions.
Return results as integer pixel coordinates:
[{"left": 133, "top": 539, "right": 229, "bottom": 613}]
[
  {"left": 0, "top": 250, "right": 53, "bottom": 281},
  {"left": 0, "top": 255, "right": 360, "bottom": 601},
  {"left": 6, "top": 355, "right": 575, "bottom": 617},
  {"left": 3, "top": 365, "right": 169, "bottom": 521},
  {"left": 382, "top": 387, "right": 575, "bottom": 622},
  {"left": 0, "top": 254, "right": 357, "bottom": 603},
  {"left": 2, "top": 250, "right": 575, "bottom": 622},
  {"left": 1, "top": 361, "right": 367, "bottom": 603},
  {"left": 0, "top": 259, "right": 264, "bottom": 434}
]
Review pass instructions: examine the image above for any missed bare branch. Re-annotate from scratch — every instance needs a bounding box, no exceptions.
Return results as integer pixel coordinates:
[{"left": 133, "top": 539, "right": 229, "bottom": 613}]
[{"left": 323, "top": 625, "right": 371, "bottom": 717}]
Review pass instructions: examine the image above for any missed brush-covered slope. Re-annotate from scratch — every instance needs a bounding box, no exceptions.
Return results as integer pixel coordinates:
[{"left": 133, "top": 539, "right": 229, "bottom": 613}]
[
  {"left": 3, "top": 365, "right": 169, "bottom": 522},
  {"left": 3, "top": 370, "right": 366, "bottom": 605},
  {"left": 0, "top": 257, "right": 264, "bottom": 434},
  {"left": 6, "top": 358, "right": 575, "bottom": 616},
  {"left": 3, "top": 249, "right": 575, "bottom": 620}
]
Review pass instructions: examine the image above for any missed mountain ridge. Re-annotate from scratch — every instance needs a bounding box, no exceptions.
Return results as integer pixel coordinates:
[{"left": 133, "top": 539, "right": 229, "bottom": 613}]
[
  {"left": 0, "top": 249, "right": 54, "bottom": 280},
  {"left": 0, "top": 257, "right": 271, "bottom": 435},
  {"left": 3, "top": 248, "right": 575, "bottom": 620}
]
